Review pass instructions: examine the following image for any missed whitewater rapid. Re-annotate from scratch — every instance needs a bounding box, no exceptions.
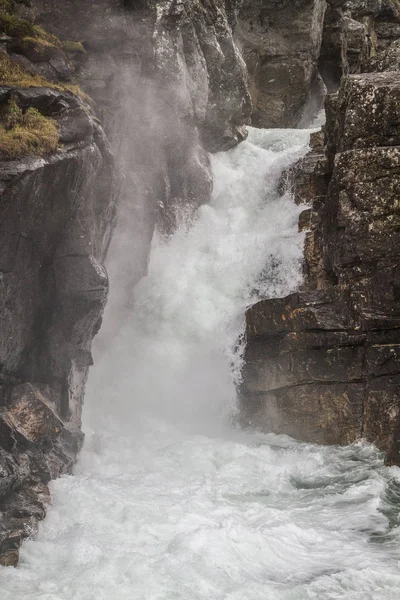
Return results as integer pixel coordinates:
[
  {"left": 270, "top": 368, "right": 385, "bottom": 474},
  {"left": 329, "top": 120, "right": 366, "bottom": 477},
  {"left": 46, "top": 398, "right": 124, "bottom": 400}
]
[{"left": 2, "top": 127, "right": 400, "bottom": 600}]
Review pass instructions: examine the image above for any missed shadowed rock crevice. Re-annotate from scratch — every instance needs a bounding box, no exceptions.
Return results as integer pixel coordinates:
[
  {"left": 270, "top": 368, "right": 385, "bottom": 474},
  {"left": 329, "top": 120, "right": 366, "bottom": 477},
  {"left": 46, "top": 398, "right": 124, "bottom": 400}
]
[{"left": 237, "top": 0, "right": 327, "bottom": 127}]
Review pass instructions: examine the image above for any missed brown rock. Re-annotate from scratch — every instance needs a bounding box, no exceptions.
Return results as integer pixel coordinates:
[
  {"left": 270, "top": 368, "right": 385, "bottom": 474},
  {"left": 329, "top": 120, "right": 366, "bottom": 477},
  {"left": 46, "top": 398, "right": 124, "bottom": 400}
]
[{"left": 0, "top": 384, "right": 64, "bottom": 444}]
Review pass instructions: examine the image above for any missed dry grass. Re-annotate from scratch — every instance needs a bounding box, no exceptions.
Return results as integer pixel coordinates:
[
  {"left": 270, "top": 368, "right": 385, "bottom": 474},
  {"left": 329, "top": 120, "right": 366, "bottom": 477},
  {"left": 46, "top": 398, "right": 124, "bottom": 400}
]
[
  {"left": 0, "top": 51, "right": 49, "bottom": 87},
  {"left": 0, "top": 52, "right": 90, "bottom": 100},
  {"left": 0, "top": 97, "right": 59, "bottom": 160}
]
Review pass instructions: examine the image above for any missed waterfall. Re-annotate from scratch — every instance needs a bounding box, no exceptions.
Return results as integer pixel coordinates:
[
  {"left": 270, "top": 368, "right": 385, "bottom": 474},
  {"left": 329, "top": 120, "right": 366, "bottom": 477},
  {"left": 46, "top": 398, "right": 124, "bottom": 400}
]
[
  {"left": 2, "top": 127, "right": 400, "bottom": 600},
  {"left": 85, "top": 127, "right": 309, "bottom": 433}
]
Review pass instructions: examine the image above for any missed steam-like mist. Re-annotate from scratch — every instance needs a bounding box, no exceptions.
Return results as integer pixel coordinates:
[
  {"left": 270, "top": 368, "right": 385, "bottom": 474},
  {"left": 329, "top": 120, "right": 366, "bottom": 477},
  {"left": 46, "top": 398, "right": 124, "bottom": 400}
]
[{"left": 86, "top": 127, "right": 309, "bottom": 432}]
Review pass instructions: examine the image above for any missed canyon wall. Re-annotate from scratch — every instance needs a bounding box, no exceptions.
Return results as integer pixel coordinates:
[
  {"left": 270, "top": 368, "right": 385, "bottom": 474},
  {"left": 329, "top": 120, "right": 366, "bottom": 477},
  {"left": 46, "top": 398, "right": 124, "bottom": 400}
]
[
  {"left": 241, "top": 1, "right": 400, "bottom": 463},
  {"left": 0, "top": 0, "right": 251, "bottom": 565}
]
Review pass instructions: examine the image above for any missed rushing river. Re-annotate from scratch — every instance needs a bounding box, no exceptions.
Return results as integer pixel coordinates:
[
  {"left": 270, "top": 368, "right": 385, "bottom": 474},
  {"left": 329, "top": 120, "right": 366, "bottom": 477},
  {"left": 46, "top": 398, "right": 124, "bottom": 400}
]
[{"left": 2, "top": 128, "right": 400, "bottom": 600}]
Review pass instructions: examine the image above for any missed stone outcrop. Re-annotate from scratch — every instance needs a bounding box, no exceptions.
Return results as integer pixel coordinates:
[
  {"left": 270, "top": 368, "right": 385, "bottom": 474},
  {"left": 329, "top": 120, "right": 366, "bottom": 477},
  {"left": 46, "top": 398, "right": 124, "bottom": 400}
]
[
  {"left": 320, "top": 0, "right": 400, "bottom": 90},
  {"left": 0, "top": 85, "right": 116, "bottom": 565},
  {"left": 236, "top": 0, "right": 400, "bottom": 128},
  {"left": 237, "top": 0, "right": 327, "bottom": 127},
  {"left": 241, "top": 72, "right": 400, "bottom": 464}
]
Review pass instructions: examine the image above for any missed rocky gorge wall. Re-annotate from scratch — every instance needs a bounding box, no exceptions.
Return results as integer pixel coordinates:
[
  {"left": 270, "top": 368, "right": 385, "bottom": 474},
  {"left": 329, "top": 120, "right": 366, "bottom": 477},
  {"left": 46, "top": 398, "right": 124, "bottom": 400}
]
[
  {"left": 237, "top": 0, "right": 327, "bottom": 127},
  {"left": 0, "top": 0, "right": 251, "bottom": 565},
  {"left": 241, "top": 1, "right": 400, "bottom": 464},
  {"left": 3, "top": 0, "right": 400, "bottom": 569}
]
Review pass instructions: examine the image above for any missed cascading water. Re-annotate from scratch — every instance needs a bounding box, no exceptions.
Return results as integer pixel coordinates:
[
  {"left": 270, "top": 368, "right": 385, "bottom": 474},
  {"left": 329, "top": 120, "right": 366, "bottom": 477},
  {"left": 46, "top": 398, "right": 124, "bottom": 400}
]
[{"left": 2, "top": 127, "right": 400, "bottom": 600}]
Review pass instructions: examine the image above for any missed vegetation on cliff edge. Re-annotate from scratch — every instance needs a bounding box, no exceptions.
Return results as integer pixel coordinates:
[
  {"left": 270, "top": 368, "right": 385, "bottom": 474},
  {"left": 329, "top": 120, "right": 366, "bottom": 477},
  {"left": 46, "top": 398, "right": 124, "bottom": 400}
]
[{"left": 0, "top": 96, "right": 59, "bottom": 160}]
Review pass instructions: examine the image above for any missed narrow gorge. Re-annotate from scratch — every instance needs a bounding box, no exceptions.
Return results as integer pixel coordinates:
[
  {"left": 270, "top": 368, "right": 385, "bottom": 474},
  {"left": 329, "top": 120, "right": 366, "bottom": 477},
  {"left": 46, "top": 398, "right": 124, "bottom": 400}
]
[{"left": 1, "top": 1, "right": 400, "bottom": 598}]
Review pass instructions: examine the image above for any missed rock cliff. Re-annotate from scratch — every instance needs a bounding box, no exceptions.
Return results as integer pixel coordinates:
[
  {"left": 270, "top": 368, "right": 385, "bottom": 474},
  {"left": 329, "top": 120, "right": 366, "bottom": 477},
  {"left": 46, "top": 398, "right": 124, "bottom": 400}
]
[
  {"left": 15, "top": 0, "right": 252, "bottom": 333},
  {"left": 237, "top": 0, "right": 400, "bottom": 127},
  {"left": 0, "top": 84, "right": 116, "bottom": 566},
  {"left": 237, "top": 0, "right": 327, "bottom": 127},
  {"left": 242, "top": 71, "right": 400, "bottom": 464},
  {"left": 0, "top": 0, "right": 251, "bottom": 565},
  {"left": 240, "top": 0, "right": 400, "bottom": 464}
]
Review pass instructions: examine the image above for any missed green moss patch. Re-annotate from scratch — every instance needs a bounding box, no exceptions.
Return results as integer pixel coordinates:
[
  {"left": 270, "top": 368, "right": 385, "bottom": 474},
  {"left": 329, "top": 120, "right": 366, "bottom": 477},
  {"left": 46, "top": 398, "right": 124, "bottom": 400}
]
[
  {"left": 0, "top": 97, "right": 59, "bottom": 159},
  {"left": 0, "top": 8, "right": 85, "bottom": 60},
  {"left": 0, "top": 11, "right": 35, "bottom": 38},
  {"left": 61, "top": 41, "right": 85, "bottom": 54}
]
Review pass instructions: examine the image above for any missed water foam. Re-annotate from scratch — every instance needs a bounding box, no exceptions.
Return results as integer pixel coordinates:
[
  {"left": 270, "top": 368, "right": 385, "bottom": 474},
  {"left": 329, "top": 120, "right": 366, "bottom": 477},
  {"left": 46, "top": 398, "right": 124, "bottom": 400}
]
[{"left": 2, "top": 127, "right": 400, "bottom": 600}]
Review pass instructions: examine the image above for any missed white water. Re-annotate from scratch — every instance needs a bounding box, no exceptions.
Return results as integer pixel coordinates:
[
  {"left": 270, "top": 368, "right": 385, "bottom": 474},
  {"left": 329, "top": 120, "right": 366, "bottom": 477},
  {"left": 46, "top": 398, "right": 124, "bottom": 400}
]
[{"left": 2, "top": 128, "right": 400, "bottom": 600}]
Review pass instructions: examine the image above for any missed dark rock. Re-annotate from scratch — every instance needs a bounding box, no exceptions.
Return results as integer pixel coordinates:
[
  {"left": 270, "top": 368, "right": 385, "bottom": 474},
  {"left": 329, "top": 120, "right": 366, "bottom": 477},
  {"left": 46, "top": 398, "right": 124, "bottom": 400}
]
[
  {"left": 0, "top": 84, "right": 116, "bottom": 564},
  {"left": 242, "top": 72, "right": 400, "bottom": 463},
  {"left": 57, "top": 107, "right": 94, "bottom": 143},
  {"left": 237, "top": 0, "right": 327, "bottom": 127}
]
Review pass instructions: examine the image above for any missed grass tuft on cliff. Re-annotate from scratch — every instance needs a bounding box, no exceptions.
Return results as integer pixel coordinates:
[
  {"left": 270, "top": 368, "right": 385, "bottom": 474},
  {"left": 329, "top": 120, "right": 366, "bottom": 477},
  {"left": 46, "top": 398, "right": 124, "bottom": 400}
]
[
  {"left": 0, "top": 11, "right": 35, "bottom": 38},
  {"left": 61, "top": 40, "right": 85, "bottom": 54},
  {"left": 0, "top": 52, "right": 90, "bottom": 101},
  {"left": 0, "top": 6, "right": 86, "bottom": 73},
  {"left": 0, "top": 97, "right": 59, "bottom": 160},
  {"left": 0, "top": 9, "right": 85, "bottom": 53},
  {"left": 0, "top": 51, "right": 48, "bottom": 87}
]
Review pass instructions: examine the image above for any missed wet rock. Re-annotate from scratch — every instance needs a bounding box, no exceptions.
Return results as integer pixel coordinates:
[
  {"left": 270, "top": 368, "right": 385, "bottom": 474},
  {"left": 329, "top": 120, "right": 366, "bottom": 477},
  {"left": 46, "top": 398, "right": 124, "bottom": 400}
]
[
  {"left": 237, "top": 0, "right": 327, "bottom": 127},
  {"left": 0, "top": 84, "right": 116, "bottom": 564},
  {"left": 242, "top": 72, "right": 400, "bottom": 463},
  {"left": 0, "top": 384, "right": 64, "bottom": 444},
  {"left": 241, "top": 382, "right": 365, "bottom": 446}
]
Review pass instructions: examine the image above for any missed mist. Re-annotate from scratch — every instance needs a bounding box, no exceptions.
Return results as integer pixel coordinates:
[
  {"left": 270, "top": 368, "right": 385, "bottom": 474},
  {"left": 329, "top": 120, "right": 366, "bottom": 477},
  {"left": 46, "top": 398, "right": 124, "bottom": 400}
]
[{"left": 84, "top": 126, "right": 310, "bottom": 437}]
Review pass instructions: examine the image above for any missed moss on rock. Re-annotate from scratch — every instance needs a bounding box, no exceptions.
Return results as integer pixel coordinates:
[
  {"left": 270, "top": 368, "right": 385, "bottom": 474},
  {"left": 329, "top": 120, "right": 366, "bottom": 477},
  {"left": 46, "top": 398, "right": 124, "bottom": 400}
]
[
  {"left": 0, "top": 51, "right": 48, "bottom": 86},
  {"left": 0, "top": 52, "right": 90, "bottom": 100},
  {"left": 61, "top": 40, "right": 85, "bottom": 54},
  {"left": 0, "top": 11, "right": 35, "bottom": 38},
  {"left": 0, "top": 96, "right": 59, "bottom": 159}
]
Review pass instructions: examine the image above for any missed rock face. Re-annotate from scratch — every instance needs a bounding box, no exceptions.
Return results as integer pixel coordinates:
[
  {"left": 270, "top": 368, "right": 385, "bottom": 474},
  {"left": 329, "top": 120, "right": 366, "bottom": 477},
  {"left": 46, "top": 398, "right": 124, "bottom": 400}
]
[
  {"left": 236, "top": 0, "right": 400, "bottom": 128},
  {"left": 320, "top": 0, "right": 400, "bottom": 90},
  {"left": 237, "top": 0, "right": 327, "bottom": 127},
  {"left": 0, "top": 85, "right": 116, "bottom": 565},
  {"left": 15, "top": 0, "right": 252, "bottom": 334},
  {"left": 241, "top": 72, "right": 400, "bottom": 464},
  {"left": 0, "top": 0, "right": 252, "bottom": 565}
]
